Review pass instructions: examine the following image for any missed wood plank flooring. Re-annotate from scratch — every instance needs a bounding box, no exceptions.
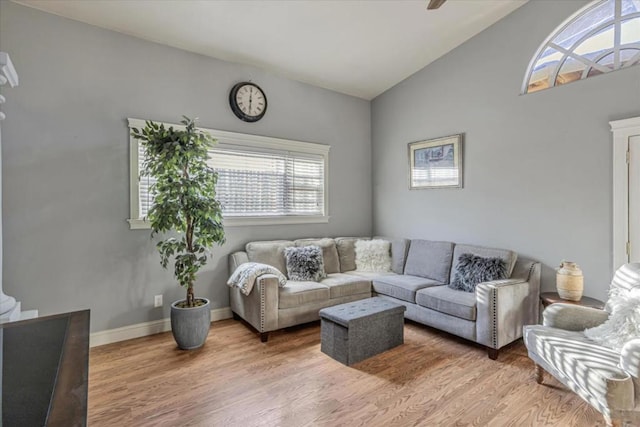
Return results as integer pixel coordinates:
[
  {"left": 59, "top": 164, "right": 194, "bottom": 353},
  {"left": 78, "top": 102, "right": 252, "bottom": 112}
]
[{"left": 88, "top": 319, "right": 604, "bottom": 426}]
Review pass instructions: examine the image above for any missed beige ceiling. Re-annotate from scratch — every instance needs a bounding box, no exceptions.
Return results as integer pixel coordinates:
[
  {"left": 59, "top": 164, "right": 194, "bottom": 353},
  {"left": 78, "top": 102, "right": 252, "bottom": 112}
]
[{"left": 14, "top": 0, "right": 528, "bottom": 100}]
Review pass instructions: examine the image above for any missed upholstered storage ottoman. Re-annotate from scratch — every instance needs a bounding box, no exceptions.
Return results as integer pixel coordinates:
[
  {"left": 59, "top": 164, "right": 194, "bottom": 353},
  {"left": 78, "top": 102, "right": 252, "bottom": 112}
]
[{"left": 319, "top": 297, "right": 406, "bottom": 366}]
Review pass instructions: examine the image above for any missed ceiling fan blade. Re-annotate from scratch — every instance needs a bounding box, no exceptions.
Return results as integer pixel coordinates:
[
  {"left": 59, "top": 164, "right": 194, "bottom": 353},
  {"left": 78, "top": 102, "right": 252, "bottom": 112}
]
[{"left": 427, "top": 0, "right": 447, "bottom": 10}]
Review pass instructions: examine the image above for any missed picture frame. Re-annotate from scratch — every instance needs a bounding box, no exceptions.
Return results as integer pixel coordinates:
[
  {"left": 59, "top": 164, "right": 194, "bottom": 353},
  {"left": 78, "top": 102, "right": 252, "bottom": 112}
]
[{"left": 408, "top": 134, "right": 463, "bottom": 189}]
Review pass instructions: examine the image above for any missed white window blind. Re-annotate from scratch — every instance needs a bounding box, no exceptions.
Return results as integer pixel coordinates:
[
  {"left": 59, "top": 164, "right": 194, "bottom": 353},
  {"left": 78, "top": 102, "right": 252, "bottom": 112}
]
[
  {"left": 210, "top": 148, "right": 325, "bottom": 217},
  {"left": 128, "top": 118, "right": 330, "bottom": 229},
  {"left": 138, "top": 142, "right": 156, "bottom": 219}
]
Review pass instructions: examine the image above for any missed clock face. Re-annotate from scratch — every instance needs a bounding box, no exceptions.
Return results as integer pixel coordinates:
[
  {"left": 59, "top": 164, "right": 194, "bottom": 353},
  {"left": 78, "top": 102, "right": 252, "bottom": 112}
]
[{"left": 229, "top": 82, "right": 267, "bottom": 122}]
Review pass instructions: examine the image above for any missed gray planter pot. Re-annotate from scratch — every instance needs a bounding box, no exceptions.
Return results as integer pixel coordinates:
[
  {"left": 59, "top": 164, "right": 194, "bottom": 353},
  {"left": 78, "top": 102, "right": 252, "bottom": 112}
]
[{"left": 170, "top": 298, "right": 211, "bottom": 350}]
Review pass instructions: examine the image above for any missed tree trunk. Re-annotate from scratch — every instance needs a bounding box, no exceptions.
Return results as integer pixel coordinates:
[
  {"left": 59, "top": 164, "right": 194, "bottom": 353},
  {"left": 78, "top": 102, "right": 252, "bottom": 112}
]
[{"left": 187, "top": 285, "right": 195, "bottom": 307}]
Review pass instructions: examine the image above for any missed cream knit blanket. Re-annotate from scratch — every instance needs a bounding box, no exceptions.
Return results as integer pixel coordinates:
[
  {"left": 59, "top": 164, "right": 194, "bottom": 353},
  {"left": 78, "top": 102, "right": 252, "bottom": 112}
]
[{"left": 227, "top": 262, "right": 287, "bottom": 295}]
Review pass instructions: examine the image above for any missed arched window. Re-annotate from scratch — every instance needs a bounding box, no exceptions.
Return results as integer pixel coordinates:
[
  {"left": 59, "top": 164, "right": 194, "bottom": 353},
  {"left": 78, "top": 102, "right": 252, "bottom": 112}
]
[{"left": 523, "top": 0, "right": 640, "bottom": 94}]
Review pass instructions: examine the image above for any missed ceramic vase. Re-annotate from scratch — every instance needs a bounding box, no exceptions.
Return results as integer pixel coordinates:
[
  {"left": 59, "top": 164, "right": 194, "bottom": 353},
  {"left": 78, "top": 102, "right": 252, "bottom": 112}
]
[{"left": 556, "top": 261, "right": 584, "bottom": 301}]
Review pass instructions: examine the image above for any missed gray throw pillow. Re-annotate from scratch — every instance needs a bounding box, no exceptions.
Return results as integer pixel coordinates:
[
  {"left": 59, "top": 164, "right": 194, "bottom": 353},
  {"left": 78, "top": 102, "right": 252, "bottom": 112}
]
[
  {"left": 284, "top": 245, "right": 326, "bottom": 281},
  {"left": 449, "top": 253, "right": 506, "bottom": 293}
]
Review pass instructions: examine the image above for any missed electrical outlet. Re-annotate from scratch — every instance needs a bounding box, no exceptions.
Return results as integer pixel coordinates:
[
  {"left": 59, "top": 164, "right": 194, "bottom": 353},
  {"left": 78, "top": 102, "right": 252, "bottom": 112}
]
[{"left": 154, "top": 294, "right": 163, "bottom": 308}]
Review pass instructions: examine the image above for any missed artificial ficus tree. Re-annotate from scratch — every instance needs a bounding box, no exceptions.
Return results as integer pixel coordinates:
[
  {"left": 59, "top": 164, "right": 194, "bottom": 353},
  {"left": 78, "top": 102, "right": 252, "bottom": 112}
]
[{"left": 131, "top": 117, "right": 225, "bottom": 307}]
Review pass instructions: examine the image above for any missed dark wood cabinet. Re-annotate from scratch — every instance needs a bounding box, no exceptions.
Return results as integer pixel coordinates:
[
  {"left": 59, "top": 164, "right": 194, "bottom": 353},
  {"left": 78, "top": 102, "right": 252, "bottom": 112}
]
[{"left": 2, "top": 310, "right": 89, "bottom": 426}]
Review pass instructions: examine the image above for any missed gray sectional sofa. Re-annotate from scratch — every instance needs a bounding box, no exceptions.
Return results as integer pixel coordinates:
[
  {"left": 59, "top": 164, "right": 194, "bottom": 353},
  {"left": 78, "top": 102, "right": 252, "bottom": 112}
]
[{"left": 229, "top": 237, "right": 541, "bottom": 359}]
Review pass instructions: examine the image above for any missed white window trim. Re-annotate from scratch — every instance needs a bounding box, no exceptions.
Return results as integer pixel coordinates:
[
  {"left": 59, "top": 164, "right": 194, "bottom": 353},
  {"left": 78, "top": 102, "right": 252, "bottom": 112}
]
[
  {"left": 127, "top": 118, "right": 330, "bottom": 229},
  {"left": 611, "top": 116, "right": 640, "bottom": 271}
]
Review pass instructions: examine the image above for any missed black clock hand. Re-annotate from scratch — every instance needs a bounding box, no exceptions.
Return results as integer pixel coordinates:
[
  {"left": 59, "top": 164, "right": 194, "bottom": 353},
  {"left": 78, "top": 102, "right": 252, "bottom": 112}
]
[{"left": 248, "top": 88, "right": 253, "bottom": 114}]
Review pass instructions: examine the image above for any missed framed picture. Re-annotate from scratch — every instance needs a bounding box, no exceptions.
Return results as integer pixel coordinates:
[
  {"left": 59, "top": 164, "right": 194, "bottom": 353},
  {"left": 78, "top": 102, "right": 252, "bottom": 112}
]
[{"left": 408, "top": 134, "right": 463, "bottom": 189}]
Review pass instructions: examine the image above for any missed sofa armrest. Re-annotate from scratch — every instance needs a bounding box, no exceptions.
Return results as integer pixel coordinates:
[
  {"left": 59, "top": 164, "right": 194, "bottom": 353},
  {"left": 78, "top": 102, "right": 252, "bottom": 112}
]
[
  {"left": 229, "top": 273, "right": 280, "bottom": 333},
  {"left": 255, "top": 275, "right": 280, "bottom": 332},
  {"left": 228, "top": 251, "right": 249, "bottom": 276},
  {"left": 542, "top": 304, "right": 608, "bottom": 331},
  {"left": 476, "top": 278, "right": 532, "bottom": 349}
]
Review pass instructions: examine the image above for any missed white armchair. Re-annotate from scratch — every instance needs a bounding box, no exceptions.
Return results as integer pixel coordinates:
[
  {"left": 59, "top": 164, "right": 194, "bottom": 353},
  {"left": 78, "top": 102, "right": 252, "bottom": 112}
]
[{"left": 524, "top": 263, "right": 640, "bottom": 427}]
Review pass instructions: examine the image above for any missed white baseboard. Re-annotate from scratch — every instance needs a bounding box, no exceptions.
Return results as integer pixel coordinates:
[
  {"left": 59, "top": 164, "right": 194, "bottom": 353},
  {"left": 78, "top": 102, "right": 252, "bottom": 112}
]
[{"left": 89, "top": 306, "right": 233, "bottom": 348}]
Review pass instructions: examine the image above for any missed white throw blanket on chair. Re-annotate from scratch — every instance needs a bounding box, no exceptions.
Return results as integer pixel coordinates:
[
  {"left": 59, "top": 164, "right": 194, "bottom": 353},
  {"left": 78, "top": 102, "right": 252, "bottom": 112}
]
[
  {"left": 584, "top": 287, "right": 640, "bottom": 351},
  {"left": 227, "top": 262, "right": 287, "bottom": 295}
]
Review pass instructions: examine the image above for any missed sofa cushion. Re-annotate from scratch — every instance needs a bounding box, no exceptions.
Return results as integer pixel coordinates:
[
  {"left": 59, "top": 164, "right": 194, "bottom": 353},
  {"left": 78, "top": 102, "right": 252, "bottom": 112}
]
[
  {"left": 246, "top": 240, "right": 295, "bottom": 277},
  {"left": 449, "top": 244, "right": 517, "bottom": 283},
  {"left": 355, "top": 239, "right": 392, "bottom": 272},
  {"left": 449, "top": 254, "right": 507, "bottom": 293},
  {"left": 284, "top": 246, "right": 326, "bottom": 282},
  {"left": 294, "top": 238, "right": 340, "bottom": 274},
  {"left": 321, "top": 273, "right": 371, "bottom": 299},
  {"left": 345, "top": 271, "right": 397, "bottom": 280},
  {"left": 374, "top": 236, "right": 411, "bottom": 274},
  {"left": 279, "top": 281, "right": 330, "bottom": 309},
  {"left": 404, "top": 240, "right": 454, "bottom": 283},
  {"left": 373, "top": 274, "right": 442, "bottom": 303},
  {"left": 416, "top": 286, "right": 477, "bottom": 321},
  {"left": 335, "top": 237, "right": 369, "bottom": 273}
]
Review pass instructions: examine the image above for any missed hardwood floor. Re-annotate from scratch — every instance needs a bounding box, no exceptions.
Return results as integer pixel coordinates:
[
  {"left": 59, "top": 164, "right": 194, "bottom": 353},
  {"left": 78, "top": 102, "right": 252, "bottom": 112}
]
[{"left": 89, "top": 319, "right": 604, "bottom": 426}]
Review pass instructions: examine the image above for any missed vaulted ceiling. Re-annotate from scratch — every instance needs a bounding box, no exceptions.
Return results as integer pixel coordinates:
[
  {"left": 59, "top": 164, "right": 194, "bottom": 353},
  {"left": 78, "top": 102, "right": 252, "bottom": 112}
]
[{"left": 15, "top": 0, "right": 528, "bottom": 100}]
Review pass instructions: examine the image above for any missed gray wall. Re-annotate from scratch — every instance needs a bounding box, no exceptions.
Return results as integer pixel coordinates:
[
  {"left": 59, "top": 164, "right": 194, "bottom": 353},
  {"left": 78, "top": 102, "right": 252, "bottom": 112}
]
[
  {"left": 371, "top": 0, "right": 640, "bottom": 302},
  {"left": 2, "top": 0, "right": 638, "bottom": 332},
  {"left": 0, "top": 2, "right": 372, "bottom": 332}
]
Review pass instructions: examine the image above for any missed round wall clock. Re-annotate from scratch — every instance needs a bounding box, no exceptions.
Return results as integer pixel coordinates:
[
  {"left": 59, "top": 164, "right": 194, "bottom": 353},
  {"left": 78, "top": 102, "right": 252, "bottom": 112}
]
[{"left": 229, "top": 82, "right": 267, "bottom": 122}]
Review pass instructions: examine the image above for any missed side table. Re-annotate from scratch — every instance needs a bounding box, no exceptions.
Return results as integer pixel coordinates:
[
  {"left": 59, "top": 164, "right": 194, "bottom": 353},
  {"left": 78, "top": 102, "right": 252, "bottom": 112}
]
[{"left": 540, "top": 292, "right": 605, "bottom": 310}]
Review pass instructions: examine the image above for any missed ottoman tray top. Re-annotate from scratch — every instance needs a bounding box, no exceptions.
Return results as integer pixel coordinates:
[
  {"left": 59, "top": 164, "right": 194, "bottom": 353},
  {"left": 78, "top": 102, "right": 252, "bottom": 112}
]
[{"left": 319, "top": 297, "right": 405, "bottom": 327}]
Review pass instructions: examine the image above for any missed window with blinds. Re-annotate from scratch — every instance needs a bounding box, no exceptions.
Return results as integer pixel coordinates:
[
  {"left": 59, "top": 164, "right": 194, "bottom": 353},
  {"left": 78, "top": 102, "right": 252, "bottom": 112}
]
[
  {"left": 137, "top": 141, "right": 156, "bottom": 219},
  {"left": 128, "top": 118, "right": 330, "bottom": 228},
  {"left": 210, "top": 148, "right": 325, "bottom": 217}
]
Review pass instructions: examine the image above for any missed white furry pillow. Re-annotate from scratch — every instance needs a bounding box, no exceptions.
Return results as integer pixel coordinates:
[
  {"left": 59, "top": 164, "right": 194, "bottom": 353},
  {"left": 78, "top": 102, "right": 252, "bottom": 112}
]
[
  {"left": 355, "top": 239, "right": 391, "bottom": 272},
  {"left": 584, "top": 287, "right": 640, "bottom": 351}
]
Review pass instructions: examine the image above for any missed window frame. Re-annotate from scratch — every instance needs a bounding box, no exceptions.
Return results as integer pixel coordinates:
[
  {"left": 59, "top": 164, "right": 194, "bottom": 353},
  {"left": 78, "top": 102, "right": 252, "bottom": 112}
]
[
  {"left": 127, "top": 118, "right": 330, "bottom": 229},
  {"left": 522, "top": 0, "right": 640, "bottom": 94}
]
